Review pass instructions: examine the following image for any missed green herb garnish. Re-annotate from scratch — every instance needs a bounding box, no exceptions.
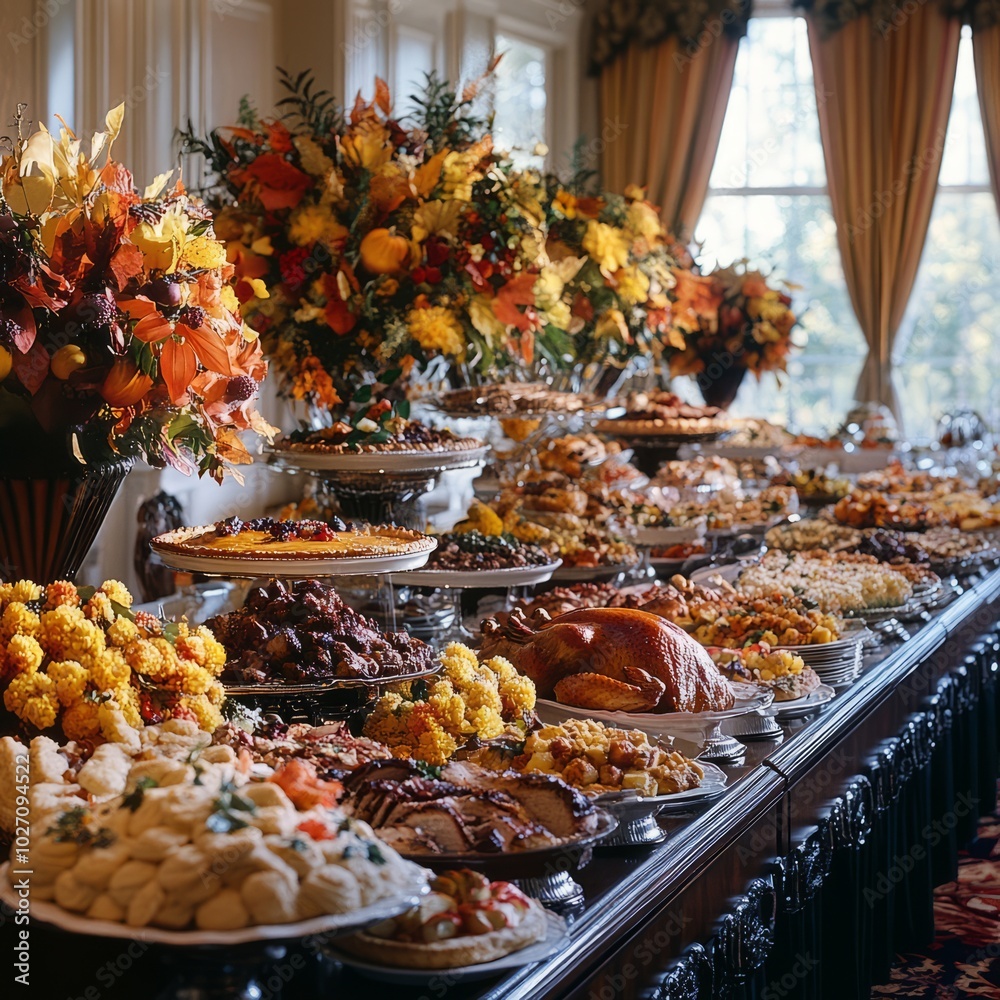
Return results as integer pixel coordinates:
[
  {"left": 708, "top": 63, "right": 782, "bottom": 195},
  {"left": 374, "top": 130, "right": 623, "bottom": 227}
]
[{"left": 121, "top": 776, "right": 159, "bottom": 812}]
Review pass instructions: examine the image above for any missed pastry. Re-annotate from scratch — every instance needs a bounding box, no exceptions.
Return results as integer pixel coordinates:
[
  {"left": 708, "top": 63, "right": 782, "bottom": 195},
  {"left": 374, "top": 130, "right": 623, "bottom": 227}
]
[
  {"left": 339, "top": 871, "right": 546, "bottom": 969},
  {"left": 153, "top": 517, "right": 435, "bottom": 562}
]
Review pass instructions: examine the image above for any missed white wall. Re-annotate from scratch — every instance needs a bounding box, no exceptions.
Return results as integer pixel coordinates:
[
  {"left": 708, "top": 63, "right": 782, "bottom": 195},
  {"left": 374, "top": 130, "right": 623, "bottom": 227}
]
[{"left": 4, "top": 0, "right": 586, "bottom": 589}]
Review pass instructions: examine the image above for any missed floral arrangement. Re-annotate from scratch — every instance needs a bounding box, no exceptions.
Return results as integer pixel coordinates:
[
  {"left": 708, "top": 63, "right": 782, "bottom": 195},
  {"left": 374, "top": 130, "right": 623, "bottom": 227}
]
[
  {"left": 187, "top": 71, "right": 798, "bottom": 408},
  {"left": 668, "top": 263, "right": 798, "bottom": 382},
  {"left": 363, "top": 642, "right": 535, "bottom": 765},
  {"left": 0, "top": 577, "right": 227, "bottom": 741},
  {"left": 0, "top": 104, "right": 273, "bottom": 479}
]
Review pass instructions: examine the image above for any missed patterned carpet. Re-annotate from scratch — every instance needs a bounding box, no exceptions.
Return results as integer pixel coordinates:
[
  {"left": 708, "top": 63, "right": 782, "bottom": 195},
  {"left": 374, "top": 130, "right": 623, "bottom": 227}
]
[{"left": 871, "top": 792, "right": 1000, "bottom": 998}]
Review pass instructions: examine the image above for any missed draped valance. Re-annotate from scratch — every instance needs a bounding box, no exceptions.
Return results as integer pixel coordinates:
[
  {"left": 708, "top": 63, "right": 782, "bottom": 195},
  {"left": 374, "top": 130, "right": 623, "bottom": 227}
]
[{"left": 589, "top": 0, "right": 751, "bottom": 73}]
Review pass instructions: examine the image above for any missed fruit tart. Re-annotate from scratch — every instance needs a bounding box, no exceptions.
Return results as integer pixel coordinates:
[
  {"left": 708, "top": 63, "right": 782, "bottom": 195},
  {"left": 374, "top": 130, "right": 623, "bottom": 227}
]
[
  {"left": 337, "top": 870, "right": 547, "bottom": 969},
  {"left": 153, "top": 516, "right": 435, "bottom": 562},
  {"left": 277, "top": 400, "right": 483, "bottom": 456}
]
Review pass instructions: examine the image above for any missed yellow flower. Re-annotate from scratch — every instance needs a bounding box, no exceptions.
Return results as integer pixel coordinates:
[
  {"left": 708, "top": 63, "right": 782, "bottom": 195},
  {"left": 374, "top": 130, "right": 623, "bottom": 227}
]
[
  {"left": 340, "top": 120, "right": 393, "bottom": 171},
  {"left": 89, "top": 649, "right": 130, "bottom": 692},
  {"left": 533, "top": 269, "right": 565, "bottom": 310},
  {"left": 38, "top": 605, "right": 89, "bottom": 659},
  {"left": 406, "top": 307, "right": 466, "bottom": 359},
  {"left": 625, "top": 200, "right": 663, "bottom": 242},
  {"left": 0, "top": 603, "right": 40, "bottom": 644},
  {"left": 615, "top": 265, "right": 651, "bottom": 307},
  {"left": 83, "top": 592, "right": 114, "bottom": 624},
  {"left": 62, "top": 700, "right": 102, "bottom": 741},
  {"left": 440, "top": 149, "right": 482, "bottom": 202},
  {"left": 99, "top": 580, "right": 133, "bottom": 607},
  {"left": 4, "top": 672, "right": 58, "bottom": 730},
  {"left": 288, "top": 203, "right": 347, "bottom": 247},
  {"left": 178, "top": 695, "right": 223, "bottom": 733},
  {"left": 106, "top": 617, "right": 139, "bottom": 647},
  {"left": 47, "top": 660, "right": 89, "bottom": 706},
  {"left": 10, "top": 580, "right": 42, "bottom": 604},
  {"left": 554, "top": 190, "right": 578, "bottom": 219},
  {"left": 583, "top": 220, "right": 630, "bottom": 274},
  {"left": 6, "top": 634, "right": 44, "bottom": 674}
]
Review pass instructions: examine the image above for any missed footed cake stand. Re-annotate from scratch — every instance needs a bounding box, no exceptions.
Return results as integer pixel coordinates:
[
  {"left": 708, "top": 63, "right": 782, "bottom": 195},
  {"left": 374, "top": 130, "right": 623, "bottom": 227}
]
[{"left": 269, "top": 447, "right": 488, "bottom": 528}]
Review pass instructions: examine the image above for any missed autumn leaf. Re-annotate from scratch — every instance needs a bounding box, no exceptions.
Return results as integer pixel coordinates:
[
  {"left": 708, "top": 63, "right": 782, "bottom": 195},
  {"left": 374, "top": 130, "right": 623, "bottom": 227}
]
[
  {"left": 11, "top": 337, "right": 49, "bottom": 394},
  {"left": 160, "top": 338, "right": 198, "bottom": 404},
  {"left": 243, "top": 153, "right": 312, "bottom": 210},
  {"left": 493, "top": 272, "right": 537, "bottom": 332},
  {"left": 374, "top": 77, "right": 391, "bottom": 115},
  {"left": 181, "top": 323, "right": 234, "bottom": 375},
  {"left": 108, "top": 243, "right": 144, "bottom": 291},
  {"left": 133, "top": 311, "right": 173, "bottom": 343}
]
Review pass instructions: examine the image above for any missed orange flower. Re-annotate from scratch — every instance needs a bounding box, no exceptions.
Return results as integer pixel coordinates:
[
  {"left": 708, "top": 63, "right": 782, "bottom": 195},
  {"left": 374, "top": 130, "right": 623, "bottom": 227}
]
[{"left": 100, "top": 359, "right": 153, "bottom": 407}]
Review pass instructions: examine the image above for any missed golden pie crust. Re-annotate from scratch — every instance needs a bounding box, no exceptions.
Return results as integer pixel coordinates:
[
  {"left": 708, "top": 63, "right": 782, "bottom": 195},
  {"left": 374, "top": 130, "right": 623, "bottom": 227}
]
[
  {"left": 276, "top": 435, "right": 484, "bottom": 456},
  {"left": 596, "top": 416, "right": 730, "bottom": 437},
  {"left": 152, "top": 524, "right": 436, "bottom": 561},
  {"left": 338, "top": 898, "right": 547, "bottom": 969}
]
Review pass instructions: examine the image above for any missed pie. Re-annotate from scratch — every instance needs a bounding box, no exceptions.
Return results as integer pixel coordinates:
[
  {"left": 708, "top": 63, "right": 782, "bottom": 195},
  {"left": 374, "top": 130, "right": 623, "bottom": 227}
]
[
  {"left": 276, "top": 417, "right": 483, "bottom": 455},
  {"left": 436, "top": 382, "right": 597, "bottom": 415},
  {"left": 152, "top": 517, "right": 436, "bottom": 562},
  {"left": 597, "top": 391, "right": 729, "bottom": 437},
  {"left": 338, "top": 871, "right": 547, "bottom": 969}
]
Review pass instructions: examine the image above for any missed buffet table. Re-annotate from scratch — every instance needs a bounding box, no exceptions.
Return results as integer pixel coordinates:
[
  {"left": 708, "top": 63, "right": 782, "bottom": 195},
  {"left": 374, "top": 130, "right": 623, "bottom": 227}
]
[{"left": 7, "top": 566, "right": 997, "bottom": 1000}]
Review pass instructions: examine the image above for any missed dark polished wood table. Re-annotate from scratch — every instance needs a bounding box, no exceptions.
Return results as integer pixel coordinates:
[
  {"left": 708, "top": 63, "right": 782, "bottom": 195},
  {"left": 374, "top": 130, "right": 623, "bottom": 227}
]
[{"left": 4, "top": 567, "right": 998, "bottom": 1000}]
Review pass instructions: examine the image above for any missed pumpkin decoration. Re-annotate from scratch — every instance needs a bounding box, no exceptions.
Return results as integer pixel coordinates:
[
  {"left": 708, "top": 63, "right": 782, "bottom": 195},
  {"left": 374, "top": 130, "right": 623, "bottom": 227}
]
[{"left": 359, "top": 227, "right": 410, "bottom": 275}]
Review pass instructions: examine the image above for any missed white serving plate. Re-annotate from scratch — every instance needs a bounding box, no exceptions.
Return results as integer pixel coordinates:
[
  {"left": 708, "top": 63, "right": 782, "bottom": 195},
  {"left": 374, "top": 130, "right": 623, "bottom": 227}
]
[
  {"left": 326, "top": 908, "right": 568, "bottom": 984},
  {"left": 391, "top": 561, "right": 562, "bottom": 588},
  {"left": 549, "top": 562, "right": 637, "bottom": 582},
  {"left": 633, "top": 522, "right": 707, "bottom": 547},
  {"left": 0, "top": 862, "right": 428, "bottom": 946},
  {"left": 269, "top": 445, "right": 489, "bottom": 474},
  {"left": 595, "top": 761, "right": 728, "bottom": 819},
  {"left": 537, "top": 687, "right": 773, "bottom": 744},
  {"left": 151, "top": 542, "right": 435, "bottom": 578},
  {"left": 766, "top": 683, "right": 837, "bottom": 719}
]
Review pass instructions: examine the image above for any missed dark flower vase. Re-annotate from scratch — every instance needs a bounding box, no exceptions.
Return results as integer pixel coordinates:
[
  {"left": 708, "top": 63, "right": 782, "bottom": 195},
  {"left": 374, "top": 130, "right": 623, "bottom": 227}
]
[
  {"left": 0, "top": 459, "right": 132, "bottom": 583},
  {"left": 699, "top": 365, "right": 747, "bottom": 410}
]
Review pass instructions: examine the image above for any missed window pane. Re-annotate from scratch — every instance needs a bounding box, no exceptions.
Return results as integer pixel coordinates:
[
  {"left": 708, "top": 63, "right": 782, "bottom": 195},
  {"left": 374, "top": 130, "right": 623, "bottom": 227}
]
[
  {"left": 394, "top": 28, "right": 437, "bottom": 115},
  {"left": 938, "top": 31, "right": 989, "bottom": 187},
  {"left": 709, "top": 17, "right": 826, "bottom": 191},
  {"left": 697, "top": 16, "right": 866, "bottom": 432},
  {"left": 493, "top": 33, "right": 547, "bottom": 170},
  {"left": 893, "top": 191, "right": 1000, "bottom": 441}
]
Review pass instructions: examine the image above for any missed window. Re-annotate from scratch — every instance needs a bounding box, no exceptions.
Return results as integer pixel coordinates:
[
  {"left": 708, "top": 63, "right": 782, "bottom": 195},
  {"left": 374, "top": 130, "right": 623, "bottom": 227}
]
[
  {"left": 892, "top": 30, "right": 1000, "bottom": 443},
  {"left": 491, "top": 33, "right": 549, "bottom": 170},
  {"left": 694, "top": 15, "right": 868, "bottom": 434}
]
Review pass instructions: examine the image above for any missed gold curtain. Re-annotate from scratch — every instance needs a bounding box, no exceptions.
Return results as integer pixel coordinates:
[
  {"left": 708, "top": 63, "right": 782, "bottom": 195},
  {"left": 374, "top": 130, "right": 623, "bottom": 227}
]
[
  {"left": 599, "top": 34, "right": 739, "bottom": 241},
  {"left": 974, "top": 23, "right": 1000, "bottom": 214},
  {"left": 805, "top": 8, "right": 960, "bottom": 407}
]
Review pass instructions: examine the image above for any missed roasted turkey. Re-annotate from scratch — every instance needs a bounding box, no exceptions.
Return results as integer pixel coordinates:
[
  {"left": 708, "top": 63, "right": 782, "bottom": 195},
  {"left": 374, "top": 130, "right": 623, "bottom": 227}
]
[{"left": 480, "top": 607, "right": 735, "bottom": 714}]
